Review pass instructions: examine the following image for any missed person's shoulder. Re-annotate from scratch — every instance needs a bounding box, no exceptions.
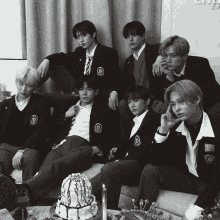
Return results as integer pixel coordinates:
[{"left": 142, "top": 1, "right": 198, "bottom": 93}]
[
  {"left": 187, "top": 55, "right": 209, "bottom": 64},
  {"left": 0, "top": 96, "right": 14, "bottom": 106}
]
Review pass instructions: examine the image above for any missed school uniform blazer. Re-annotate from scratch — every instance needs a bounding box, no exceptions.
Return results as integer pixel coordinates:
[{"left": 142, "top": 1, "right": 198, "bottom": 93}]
[
  {"left": 48, "top": 97, "right": 120, "bottom": 157},
  {"left": 0, "top": 94, "right": 52, "bottom": 155},
  {"left": 154, "top": 56, "right": 220, "bottom": 111},
  {"left": 120, "top": 43, "right": 160, "bottom": 100},
  {"left": 149, "top": 113, "right": 220, "bottom": 208},
  {"left": 45, "top": 42, "right": 121, "bottom": 98},
  {"left": 114, "top": 109, "right": 160, "bottom": 167}
]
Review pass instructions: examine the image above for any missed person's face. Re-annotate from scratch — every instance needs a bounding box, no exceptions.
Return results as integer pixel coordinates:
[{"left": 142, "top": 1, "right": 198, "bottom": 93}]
[
  {"left": 76, "top": 32, "right": 96, "bottom": 50},
  {"left": 128, "top": 98, "right": 149, "bottom": 116},
  {"left": 169, "top": 91, "right": 199, "bottom": 122},
  {"left": 16, "top": 76, "right": 36, "bottom": 99},
  {"left": 161, "top": 45, "right": 187, "bottom": 72},
  {"left": 78, "top": 82, "right": 98, "bottom": 106},
  {"left": 126, "top": 34, "right": 145, "bottom": 52}
]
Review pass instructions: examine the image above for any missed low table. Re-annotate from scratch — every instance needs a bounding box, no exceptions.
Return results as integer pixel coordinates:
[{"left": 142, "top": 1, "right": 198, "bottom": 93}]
[{"left": 26, "top": 206, "right": 120, "bottom": 220}]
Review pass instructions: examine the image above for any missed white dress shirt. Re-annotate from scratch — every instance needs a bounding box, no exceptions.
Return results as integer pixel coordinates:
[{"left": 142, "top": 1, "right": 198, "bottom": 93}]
[
  {"left": 68, "top": 100, "right": 93, "bottom": 142},
  {"left": 133, "top": 43, "right": 146, "bottom": 60},
  {"left": 84, "top": 43, "right": 98, "bottom": 75},
  {"left": 15, "top": 95, "right": 31, "bottom": 111},
  {"left": 154, "top": 112, "right": 215, "bottom": 177},
  {"left": 130, "top": 110, "right": 148, "bottom": 138},
  {"left": 173, "top": 62, "right": 186, "bottom": 77}
]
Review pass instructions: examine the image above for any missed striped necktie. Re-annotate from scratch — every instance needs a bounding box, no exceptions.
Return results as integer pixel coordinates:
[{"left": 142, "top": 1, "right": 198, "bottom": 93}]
[{"left": 85, "top": 56, "right": 93, "bottom": 75}]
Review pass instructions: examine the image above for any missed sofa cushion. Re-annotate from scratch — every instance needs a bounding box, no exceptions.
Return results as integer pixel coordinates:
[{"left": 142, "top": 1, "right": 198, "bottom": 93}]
[{"left": 119, "top": 185, "right": 199, "bottom": 217}]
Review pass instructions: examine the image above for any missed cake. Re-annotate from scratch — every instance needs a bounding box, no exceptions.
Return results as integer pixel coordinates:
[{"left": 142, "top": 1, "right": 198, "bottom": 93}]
[{"left": 55, "top": 173, "right": 98, "bottom": 220}]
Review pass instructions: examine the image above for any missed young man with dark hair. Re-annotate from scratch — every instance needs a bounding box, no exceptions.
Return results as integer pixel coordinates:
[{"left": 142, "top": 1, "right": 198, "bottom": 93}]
[
  {"left": 0, "top": 75, "right": 120, "bottom": 208},
  {"left": 91, "top": 86, "right": 160, "bottom": 210},
  {"left": 119, "top": 21, "right": 160, "bottom": 140},
  {"left": 136, "top": 80, "right": 220, "bottom": 220},
  {"left": 152, "top": 35, "right": 220, "bottom": 115},
  {"left": 37, "top": 20, "right": 121, "bottom": 110}
]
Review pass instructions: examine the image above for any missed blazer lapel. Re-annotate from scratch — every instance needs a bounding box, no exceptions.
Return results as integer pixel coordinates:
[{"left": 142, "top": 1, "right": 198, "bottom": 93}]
[
  {"left": 90, "top": 43, "right": 102, "bottom": 76},
  {"left": 132, "top": 110, "right": 153, "bottom": 136},
  {"left": 78, "top": 50, "right": 86, "bottom": 73},
  {"left": 0, "top": 97, "right": 14, "bottom": 139}
]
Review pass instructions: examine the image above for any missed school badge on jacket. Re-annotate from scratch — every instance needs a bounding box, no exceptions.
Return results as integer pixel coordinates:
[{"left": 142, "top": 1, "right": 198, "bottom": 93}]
[
  {"left": 204, "top": 143, "right": 215, "bottom": 165},
  {"left": 30, "top": 115, "right": 38, "bottom": 125},
  {"left": 94, "top": 123, "right": 102, "bottom": 133},
  {"left": 97, "top": 67, "right": 104, "bottom": 76},
  {"left": 134, "top": 135, "right": 141, "bottom": 147}
]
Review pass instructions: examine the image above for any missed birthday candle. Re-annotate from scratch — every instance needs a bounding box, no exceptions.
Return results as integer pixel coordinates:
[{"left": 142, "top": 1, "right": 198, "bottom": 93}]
[{"left": 102, "top": 184, "right": 107, "bottom": 220}]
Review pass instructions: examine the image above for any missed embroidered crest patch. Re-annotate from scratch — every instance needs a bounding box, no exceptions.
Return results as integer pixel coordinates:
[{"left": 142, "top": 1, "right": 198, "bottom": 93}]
[
  {"left": 204, "top": 154, "right": 215, "bottom": 164},
  {"left": 94, "top": 123, "right": 102, "bottom": 133},
  {"left": 97, "top": 67, "right": 104, "bottom": 76},
  {"left": 30, "top": 115, "right": 38, "bottom": 125},
  {"left": 134, "top": 135, "right": 141, "bottom": 146}
]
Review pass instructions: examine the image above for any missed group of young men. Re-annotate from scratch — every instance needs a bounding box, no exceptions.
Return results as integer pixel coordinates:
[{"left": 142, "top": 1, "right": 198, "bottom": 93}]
[{"left": 0, "top": 20, "right": 220, "bottom": 220}]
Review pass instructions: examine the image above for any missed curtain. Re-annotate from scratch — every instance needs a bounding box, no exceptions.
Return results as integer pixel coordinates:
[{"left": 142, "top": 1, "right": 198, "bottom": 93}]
[{"left": 20, "top": 0, "right": 162, "bottom": 93}]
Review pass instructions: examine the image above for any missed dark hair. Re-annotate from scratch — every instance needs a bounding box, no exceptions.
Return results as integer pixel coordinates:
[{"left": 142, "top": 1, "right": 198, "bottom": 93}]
[
  {"left": 72, "top": 20, "right": 97, "bottom": 42},
  {"left": 124, "top": 86, "right": 151, "bottom": 102},
  {"left": 75, "top": 75, "right": 99, "bottom": 91},
  {"left": 159, "top": 35, "right": 190, "bottom": 57},
  {"left": 123, "top": 21, "right": 146, "bottom": 39}
]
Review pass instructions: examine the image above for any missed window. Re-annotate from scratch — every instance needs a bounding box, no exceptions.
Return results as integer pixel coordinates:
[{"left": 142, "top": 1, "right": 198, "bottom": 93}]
[{"left": 0, "top": 0, "right": 23, "bottom": 59}]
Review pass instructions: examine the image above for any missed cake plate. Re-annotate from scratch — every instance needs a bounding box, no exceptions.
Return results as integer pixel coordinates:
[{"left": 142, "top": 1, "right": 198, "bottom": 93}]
[{"left": 49, "top": 202, "right": 103, "bottom": 220}]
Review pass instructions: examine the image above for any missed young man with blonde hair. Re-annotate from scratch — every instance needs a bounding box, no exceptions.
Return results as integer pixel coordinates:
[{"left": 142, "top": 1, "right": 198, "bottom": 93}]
[
  {"left": 136, "top": 80, "right": 220, "bottom": 220},
  {"left": 152, "top": 35, "right": 220, "bottom": 115},
  {"left": 0, "top": 67, "right": 52, "bottom": 181}
]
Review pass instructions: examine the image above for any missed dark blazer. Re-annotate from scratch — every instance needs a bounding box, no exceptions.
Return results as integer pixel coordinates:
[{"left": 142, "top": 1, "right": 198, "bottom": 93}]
[
  {"left": 114, "top": 109, "right": 160, "bottom": 167},
  {"left": 45, "top": 42, "right": 121, "bottom": 98},
  {"left": 48, "top": 97, "right": 120, "bottom": 159},
  {"left": 0, "top": 94, "right": 52, "bottom": 155},
  {"left": 154, "top": 56, "right": 220, "bottom": 111},
  {"left": 150, "top": 113, "right": 220, "bottom": 208},
  {"left": 120, "top": 43, "right": 160, "bottom": 100}
]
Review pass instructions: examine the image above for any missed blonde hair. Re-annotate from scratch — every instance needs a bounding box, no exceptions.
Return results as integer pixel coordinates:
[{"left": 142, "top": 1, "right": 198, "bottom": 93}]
[
  {"left": 164, "top": 80, "right": 203, "bottom": 110},
  {"left": 15, "top": 66, "right": 40, "bottom": 89}
]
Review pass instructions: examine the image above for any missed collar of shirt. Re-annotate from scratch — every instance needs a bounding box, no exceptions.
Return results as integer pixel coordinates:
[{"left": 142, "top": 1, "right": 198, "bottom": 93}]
[
  {"left": 15, "top": 94, "right": 31, "bottom": 111},
  {"left": 133, "top": 109, "right": 148, "bottom": 125},
  {"left": 130, "top": 109, "right": 148, "bottom": 139},
  {"left": 175, "top": 111, "right": 215, "bottom": 140},
  {"left": 173, "top": 62, "right": 186, "bottom": 77},
  {"left": 86, "top": 43, "right": 98, "bottom": 58},
  {"left": 133, "top": 43, "right": 146, "bottom": 60},
  {"left": 76, "top": 100, "right": 94, "bottom": 111}
]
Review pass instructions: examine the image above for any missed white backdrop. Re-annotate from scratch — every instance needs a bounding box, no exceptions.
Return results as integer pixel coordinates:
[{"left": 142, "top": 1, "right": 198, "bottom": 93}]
[{"left": 161, "top": 0, "right": 220, "bottom": 83}]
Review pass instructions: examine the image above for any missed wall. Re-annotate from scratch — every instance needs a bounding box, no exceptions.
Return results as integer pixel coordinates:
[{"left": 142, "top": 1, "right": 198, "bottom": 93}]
[
  {"left": 0, "top": 60, "right": 27, "bottom": 96},
  {"left": 161, "top": 0, "right": 220, "bottom": 83}
]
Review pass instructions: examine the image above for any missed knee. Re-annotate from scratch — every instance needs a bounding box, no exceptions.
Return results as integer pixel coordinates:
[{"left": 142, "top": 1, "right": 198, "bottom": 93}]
[
  {"left": 119, "top": 99, "right": 127, "bottom": 113},
  {"left": 101, "top": 162, "right": 120, "bottom": 180},
  {"left": 22, "top": 149, "right": 41, "bottom": 164},
  {"left": 141, "top": 164, "right": 158, "bottom": 177}
]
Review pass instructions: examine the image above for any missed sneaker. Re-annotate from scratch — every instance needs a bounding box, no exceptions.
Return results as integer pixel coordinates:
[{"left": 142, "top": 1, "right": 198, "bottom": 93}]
[{"left": 0, "top": 174, "right": 17, "bottom": 211}]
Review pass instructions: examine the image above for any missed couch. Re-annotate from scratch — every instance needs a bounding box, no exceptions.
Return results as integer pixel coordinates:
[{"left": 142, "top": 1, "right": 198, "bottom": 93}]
[{"left": 11, "top": 164, "right": 199, "bottom": 219}]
